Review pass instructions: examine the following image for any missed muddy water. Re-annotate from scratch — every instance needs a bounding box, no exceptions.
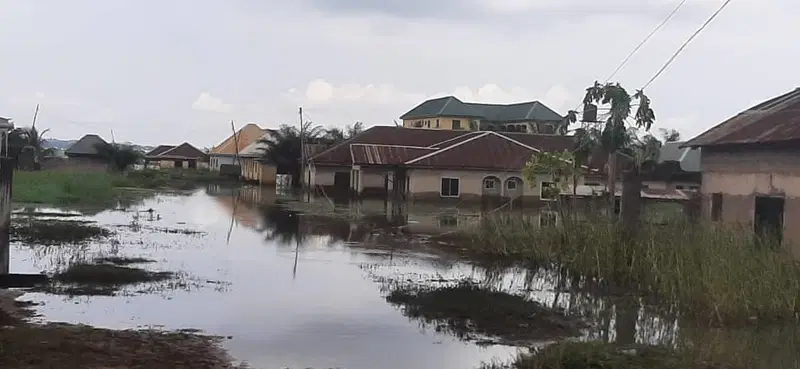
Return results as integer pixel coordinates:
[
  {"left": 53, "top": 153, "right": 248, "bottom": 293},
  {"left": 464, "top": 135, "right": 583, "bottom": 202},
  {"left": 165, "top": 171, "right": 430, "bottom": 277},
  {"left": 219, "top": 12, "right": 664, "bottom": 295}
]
[{"left": 10, "top": 186, "right": 800, "bottom": 369}]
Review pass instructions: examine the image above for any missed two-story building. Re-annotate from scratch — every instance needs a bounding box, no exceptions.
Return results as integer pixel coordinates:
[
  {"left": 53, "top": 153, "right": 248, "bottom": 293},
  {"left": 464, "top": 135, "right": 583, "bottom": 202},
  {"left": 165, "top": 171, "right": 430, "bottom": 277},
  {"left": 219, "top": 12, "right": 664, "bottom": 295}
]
[{"left": 400, "top": 96, "right": 564, "bottom": 134}]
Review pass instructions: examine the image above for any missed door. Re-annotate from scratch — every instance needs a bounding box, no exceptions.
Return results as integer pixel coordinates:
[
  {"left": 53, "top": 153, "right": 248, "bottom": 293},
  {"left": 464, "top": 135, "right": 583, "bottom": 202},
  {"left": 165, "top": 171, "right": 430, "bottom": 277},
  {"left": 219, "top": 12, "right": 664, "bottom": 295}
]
[
  {"left": 754, "top": 196, "right": 784, "bottom": 245},
  {"left": 333, "top": 172, "right": 350, "bottom": 193}
]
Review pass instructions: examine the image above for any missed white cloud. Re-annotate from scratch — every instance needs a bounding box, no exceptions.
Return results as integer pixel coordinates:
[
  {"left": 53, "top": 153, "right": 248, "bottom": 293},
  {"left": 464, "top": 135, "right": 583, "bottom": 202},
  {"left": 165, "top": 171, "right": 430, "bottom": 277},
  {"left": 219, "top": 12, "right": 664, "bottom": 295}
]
[{"left": 192, "top": 92, "right": 233, "bottom": 114}]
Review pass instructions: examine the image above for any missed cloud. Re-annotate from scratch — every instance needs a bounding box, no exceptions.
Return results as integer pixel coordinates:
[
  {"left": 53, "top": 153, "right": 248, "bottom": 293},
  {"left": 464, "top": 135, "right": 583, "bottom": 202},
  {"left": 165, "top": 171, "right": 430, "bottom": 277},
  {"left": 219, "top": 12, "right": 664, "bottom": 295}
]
[
  {"left": 298, "top": 0, "right": 712, "bottom": 24},
  {"left": 192, "top": 93, "right": 233, "bottom": 114}
]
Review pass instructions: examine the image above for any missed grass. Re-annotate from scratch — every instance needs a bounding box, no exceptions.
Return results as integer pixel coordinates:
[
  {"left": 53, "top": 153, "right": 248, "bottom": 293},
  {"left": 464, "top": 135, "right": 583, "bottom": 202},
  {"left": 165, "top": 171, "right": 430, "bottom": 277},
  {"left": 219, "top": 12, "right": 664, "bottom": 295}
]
[
  {"left": 385, "top": 282, "right": 584, "bottom": 345},
  {"left": 11, "top": 219, "right": 111, "bottom": 245},
  {"left": 446, "top": 215, "right": 800, "bottom": 325},
  {"left": 54, "top": 263, "right": 174, "bottom": 285},
  {"left": 12, "top": 169, "right": 237, "bottom": 206},
  {"left": 479, "top": 341, "right": 738, "bottom": 369},
  {"left": 13, "top": 171, "right": 121, "bottom": 205}
]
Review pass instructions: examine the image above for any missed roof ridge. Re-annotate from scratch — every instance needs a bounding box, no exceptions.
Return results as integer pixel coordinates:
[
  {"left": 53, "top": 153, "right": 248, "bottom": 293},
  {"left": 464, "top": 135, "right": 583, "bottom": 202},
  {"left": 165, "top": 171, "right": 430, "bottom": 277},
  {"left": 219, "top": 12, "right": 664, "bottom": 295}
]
[{"left": 405, "top": 131, "right": 492, "bottom": 165}]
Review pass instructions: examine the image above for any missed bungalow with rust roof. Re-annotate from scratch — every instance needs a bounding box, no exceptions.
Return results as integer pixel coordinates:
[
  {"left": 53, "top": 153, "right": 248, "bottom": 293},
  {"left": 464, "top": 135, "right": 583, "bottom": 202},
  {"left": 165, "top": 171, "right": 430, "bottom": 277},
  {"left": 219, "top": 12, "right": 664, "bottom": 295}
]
[
  {"left": 684, "top": 87, "right": 800, "bottom": 251},
  {"left": 307, "top": 126, "right": 592, "bottom": 203},
  {"left": 144, "top": 142, "right": 208, "bottom": 169}
]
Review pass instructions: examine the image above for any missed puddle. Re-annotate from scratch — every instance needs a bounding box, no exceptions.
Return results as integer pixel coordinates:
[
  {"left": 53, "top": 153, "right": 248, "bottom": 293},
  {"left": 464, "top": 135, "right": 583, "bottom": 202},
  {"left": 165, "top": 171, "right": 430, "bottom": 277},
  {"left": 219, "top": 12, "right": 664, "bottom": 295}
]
[{"left": 9, "top": 186, "right": 800, "bottom": 369}]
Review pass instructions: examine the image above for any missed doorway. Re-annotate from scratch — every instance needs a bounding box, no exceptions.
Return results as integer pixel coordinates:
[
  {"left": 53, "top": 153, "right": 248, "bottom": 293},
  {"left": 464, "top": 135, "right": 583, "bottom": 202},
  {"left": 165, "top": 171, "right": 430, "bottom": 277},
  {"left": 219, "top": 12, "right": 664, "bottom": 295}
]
[
  {"left": 754, "top": 196, "right": 785, "bottom": 245},
  {"left": 333, "top": 172, "right": 350, "bottom": 194}
]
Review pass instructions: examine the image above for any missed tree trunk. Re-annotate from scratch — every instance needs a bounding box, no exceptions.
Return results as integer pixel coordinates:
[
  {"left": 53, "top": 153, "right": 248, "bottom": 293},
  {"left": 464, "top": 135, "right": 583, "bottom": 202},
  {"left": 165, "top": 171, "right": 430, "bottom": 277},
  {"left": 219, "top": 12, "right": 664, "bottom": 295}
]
[{"left": 607, "top": 152, "right": 618, "bottom": 218}]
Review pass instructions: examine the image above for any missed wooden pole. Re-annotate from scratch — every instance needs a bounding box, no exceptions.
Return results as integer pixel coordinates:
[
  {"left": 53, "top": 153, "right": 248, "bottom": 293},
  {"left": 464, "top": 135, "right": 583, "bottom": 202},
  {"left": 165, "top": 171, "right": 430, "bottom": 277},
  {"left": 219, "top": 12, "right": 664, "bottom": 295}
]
[{"left": 299, "top": 107, "right": 305, "bottom": 191}]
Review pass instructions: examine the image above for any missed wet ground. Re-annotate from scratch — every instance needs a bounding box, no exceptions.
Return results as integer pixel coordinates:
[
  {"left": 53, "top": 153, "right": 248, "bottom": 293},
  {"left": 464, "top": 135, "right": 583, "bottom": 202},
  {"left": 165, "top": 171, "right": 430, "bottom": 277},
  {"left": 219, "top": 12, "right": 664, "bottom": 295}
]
[{"left": 7, "top": 185, "right": 800, "bottom": 368}]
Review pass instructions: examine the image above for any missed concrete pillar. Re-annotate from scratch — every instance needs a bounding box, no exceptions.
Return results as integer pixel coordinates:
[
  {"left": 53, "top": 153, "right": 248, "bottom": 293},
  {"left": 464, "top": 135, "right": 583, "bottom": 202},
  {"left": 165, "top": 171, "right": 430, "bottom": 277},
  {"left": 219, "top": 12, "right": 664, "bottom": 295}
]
[{"left": 0, "top": 158, "right": 12, "bottom": 275}]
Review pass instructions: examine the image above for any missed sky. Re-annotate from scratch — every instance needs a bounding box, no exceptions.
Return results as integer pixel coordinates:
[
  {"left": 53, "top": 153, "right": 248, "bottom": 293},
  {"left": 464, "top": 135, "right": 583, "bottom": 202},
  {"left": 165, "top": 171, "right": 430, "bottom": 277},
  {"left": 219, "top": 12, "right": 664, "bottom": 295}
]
[{"left": 0, "top": 0, "right": 796, "bottom": 148}]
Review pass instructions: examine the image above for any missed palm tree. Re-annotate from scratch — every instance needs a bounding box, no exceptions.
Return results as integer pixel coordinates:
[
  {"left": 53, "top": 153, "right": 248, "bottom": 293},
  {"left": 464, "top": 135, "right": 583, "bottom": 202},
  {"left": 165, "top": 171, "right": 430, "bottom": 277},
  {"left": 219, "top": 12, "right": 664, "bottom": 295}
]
[
  {"left": 8, "top": 126, "right": 54, "bottom": 169},
  {"left": 259, "top": 122, "right": 324, "bottom": 188}
]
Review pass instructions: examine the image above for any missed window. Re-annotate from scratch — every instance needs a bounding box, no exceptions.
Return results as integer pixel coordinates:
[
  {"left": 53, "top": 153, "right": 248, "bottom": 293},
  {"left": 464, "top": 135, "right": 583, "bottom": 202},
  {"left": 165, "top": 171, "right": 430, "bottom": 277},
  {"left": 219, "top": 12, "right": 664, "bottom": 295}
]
[
  {"left": 484, "top": 179, "right": 496, "bottom": 189},
  {"left": 506, "top": 179, "right": 517, "bottom": 190},
  {"left": 540, "top": 181, "right": 557, "bottom": 201},
  {"left": 711, "top": 193, "right": 723, "bottom": 221},
  {"left": 436, "top": 119, "right": 440, "bottom": 128},
  {"left": 440, "top": 177, "right": 460, "bottom": 197},
  {"left": 540, "top": 211, "right": 558, "bottom": 227},
  {"left": 453, "top": 120, "right": 462, "bottom": 130}
]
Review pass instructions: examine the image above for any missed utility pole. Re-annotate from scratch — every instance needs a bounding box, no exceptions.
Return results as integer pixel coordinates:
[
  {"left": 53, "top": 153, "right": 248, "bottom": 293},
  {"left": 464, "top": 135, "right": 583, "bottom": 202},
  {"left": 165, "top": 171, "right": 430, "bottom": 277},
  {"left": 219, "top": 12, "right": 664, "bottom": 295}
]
[{"left": 299, "top": 107, "right": 305, "bottom": 190}]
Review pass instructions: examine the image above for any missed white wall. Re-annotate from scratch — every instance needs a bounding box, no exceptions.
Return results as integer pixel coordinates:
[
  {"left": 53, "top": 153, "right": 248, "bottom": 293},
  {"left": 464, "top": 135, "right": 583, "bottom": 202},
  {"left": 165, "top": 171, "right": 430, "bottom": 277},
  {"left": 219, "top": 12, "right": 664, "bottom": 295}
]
[{"left": 210, "top": 155, "right": 237, "bottom": 171}]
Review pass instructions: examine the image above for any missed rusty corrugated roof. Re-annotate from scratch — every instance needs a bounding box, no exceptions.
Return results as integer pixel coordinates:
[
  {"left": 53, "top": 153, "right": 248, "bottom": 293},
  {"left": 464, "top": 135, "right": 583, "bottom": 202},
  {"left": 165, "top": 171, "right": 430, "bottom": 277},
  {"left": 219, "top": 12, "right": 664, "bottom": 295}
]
[
  {"left": 685, "top": 88, "right": 800, "bottom": 147},
  {"left": 350, "top": 144, "right": 435, "bottom": 165}
]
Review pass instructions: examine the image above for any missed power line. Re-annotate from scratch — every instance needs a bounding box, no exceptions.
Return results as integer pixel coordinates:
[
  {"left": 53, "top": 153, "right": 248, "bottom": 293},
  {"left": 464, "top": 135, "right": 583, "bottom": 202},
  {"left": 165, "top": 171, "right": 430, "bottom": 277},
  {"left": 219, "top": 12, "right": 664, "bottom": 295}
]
[
  {"left": 641, "top": 0, "right": 733, "bottom": 90},
  {"left": 603, "top": 0, "right": 687, "bottom": 83},
  {"left": 567, "top": 0, "right": 687, "bottom": 117}
]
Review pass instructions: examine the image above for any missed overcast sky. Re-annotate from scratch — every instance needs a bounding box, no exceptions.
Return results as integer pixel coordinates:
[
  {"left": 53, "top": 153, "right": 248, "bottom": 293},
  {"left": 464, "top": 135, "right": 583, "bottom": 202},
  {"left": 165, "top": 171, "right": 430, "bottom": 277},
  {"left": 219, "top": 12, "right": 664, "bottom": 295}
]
[{"left": 0, "top": 0, "right": 795, "bottom": 147}]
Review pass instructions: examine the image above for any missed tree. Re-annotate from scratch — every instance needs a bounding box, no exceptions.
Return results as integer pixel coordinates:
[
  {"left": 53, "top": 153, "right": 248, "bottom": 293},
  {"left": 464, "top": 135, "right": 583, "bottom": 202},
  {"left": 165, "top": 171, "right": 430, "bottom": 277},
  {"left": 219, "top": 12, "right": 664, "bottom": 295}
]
[
  {"left": 658, "top": 128, "right": 681, "bottom": 142},
  {"left": 562, "top": 82, "right": 656, "bottom": 202},
  {"left": 322, "top": 121, "right": 365, "bottom": 145},
  {"left": 523, "top": 151, "right": 578, "bottom": 220},
  {"left": 259, "top": 122, "right": 324, "bottom": 188},
  {"left": 8, "top": 126, "right": 54, "bottom": 169},
  {"left": 94, "top": 143, "right": 142, "bottom": 172}
]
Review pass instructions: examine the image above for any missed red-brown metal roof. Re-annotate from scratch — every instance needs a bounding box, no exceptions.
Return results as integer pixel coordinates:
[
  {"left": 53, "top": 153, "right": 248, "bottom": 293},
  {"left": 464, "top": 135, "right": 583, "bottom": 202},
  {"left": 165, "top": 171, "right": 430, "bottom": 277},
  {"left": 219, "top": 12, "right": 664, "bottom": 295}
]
[
  {"left": 350, "top": 144, "right": 435, "bottom": 166},
  {"left": 686, "top": 88, "right": 800, "bottom": 147}
]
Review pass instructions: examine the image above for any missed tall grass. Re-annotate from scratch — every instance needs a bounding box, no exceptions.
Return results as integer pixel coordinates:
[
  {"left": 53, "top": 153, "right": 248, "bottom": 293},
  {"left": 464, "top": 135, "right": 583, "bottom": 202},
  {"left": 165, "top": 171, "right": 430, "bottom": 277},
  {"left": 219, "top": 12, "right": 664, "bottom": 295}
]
[
  {"left": 13, "top": 171, "right": 120, "bottom": 206},
  {"left": 466, "top": 214, "right": 800, "bottom": 324}
]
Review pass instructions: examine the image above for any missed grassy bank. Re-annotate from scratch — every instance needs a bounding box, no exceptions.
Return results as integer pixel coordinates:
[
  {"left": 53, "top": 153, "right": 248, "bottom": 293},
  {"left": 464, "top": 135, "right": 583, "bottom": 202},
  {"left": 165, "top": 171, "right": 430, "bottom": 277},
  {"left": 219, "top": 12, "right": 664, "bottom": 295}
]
[
  {"left": 12, "top": 169, "right": 237, "bottom": 205},
  {"left": 0, "top": 290, "right": 242, "bottom": 368},
  {"left": 386, "top": 282, "right": 584, "bottom": 345},
  {"left": 446, "top": 216, "right": 800, "bottom": 325}
]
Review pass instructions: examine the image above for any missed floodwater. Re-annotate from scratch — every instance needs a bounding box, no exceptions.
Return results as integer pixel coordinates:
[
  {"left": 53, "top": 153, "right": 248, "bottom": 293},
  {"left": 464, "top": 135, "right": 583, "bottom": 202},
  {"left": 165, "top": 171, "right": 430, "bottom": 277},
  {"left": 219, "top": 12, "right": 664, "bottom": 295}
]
[{"left": 9, "top": 186, "right": 800, "bottom": 369}]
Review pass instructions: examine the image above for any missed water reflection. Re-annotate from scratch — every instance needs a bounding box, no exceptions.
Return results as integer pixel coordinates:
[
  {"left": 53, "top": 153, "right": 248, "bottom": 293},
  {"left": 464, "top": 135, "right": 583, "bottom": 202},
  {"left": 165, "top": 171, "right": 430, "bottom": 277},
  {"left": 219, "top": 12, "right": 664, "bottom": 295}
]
[{"left": 9, "top": 186, "right": 800, "bottom": 369}]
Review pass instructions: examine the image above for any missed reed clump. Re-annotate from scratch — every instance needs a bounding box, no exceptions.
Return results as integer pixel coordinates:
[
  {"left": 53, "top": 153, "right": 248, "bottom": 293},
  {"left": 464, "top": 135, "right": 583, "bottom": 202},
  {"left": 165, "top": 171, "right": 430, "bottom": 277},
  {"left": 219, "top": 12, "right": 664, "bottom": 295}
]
[{"left": 460, "top": 214, "right": 800, "bottom": 324}]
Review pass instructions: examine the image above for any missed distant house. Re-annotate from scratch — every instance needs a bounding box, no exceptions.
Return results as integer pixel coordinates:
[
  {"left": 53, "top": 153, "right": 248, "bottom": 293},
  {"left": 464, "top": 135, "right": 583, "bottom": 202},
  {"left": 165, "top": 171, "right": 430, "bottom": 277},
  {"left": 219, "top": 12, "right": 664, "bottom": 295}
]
[
  {"left": 209, "top": 123, "right": 267, "bottom": 172},
  {"left": 63, "top": 134, "right": 110, "bottom": 171},
  {"left": 684, "top": 87, "right": 800, "bottom": 249},
  {"left": 641, "top": 141, "right": 701, "bottom": 193},
  {"left": 144, "top": 142, "right": 208, "bottom": 169},
  {"left": 400, "top": 96, "right": 564, "bottom": 134},
  {"left": 308, "top": 126, "right": 585, "bottom": 201}
]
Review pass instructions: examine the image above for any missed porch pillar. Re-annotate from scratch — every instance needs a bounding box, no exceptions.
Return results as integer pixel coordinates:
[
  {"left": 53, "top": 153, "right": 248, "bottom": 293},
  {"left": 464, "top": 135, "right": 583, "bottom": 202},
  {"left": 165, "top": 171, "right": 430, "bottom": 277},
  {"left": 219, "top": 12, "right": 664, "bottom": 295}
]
[
  {"left": 350, "top": 166, "right": 363, "bottom": 196},
  {"left": 0, "top": 158, "right": 12, "bottom": 275}
]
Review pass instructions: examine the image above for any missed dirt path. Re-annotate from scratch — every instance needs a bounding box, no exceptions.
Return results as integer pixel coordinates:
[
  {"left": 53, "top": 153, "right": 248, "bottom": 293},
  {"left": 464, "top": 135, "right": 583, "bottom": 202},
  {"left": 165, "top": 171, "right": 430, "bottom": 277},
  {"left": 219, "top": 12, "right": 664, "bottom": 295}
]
[{"left": 0, "top": 290, "right": 245, "bottom": 369}]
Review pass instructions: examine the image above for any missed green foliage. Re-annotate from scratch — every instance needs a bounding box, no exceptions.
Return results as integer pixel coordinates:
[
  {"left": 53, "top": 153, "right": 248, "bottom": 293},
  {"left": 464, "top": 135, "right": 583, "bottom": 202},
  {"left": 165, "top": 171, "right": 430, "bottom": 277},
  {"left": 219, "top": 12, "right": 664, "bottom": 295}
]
[
  {"left": 94, "top": 143, "right": 142, "bottom": 172},
  {"left": 8, "top": 126, "right": 53, "bottom": 168},
  {"left": 13, "top": 171, "right": 119, "bottom": 205},
  {"left": 465, "top": 216, "right": 800, "bottom": 324},
  {"left": 522, "top": 151, "right": 577, "bottom": 199}
]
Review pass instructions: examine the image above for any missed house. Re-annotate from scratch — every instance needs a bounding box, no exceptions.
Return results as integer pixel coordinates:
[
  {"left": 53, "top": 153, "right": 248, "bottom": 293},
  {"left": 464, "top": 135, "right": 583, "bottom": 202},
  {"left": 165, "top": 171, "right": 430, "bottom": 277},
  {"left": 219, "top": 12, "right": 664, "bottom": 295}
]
[
  {"left": 144, "top": 142, "right": 208, "bottom": 169},
  {"left": 307, "top": 126, "right": 585, "bottom": 202},
  {"left": 209, "top": 123, "right": 267, "bottom": 172},
  {"left": 63, "top": 134, "right": 110, "bottom": 171},
  {"left": 238, "top": 133, "right": 277, "bottom": 185},
  {"left": 400, "top": 96, "right": 564, "bottom": 134},
  {"left": 684, "top": 87, "right": 800, "bottom": 248},
  {"left": 641, "top": 141, "right": 701, "bottom": 192}
]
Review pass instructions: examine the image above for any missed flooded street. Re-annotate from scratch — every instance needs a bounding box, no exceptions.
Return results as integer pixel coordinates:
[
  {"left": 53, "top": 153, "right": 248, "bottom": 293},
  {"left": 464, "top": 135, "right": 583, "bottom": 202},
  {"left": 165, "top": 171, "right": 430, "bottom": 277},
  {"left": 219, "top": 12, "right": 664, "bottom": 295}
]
[
  {"left": 10, "top": 188, "right": 520, "bottom": 369},
  {"left": 9, "top": 186, "right": 800, "bottom": 369}
]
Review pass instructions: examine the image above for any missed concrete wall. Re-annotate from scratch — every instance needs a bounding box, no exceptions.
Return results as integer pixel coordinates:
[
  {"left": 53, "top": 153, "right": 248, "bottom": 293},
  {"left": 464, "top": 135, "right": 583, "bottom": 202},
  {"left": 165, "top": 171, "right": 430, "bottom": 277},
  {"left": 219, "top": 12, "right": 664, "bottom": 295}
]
[
  {"left": 210, "top": 155, "right": 237, "bottom": 171},
  {"left": 700, "top": 147, "right": 800, "bottom": 254},
  {"left": 403, "top": 116, "right": 477, "bottom": 130},
  {"left": 43, "top": 157, "right": 108, "bottom": 172},
  {"left": 408, "top": 168, "right": 560, "bottom": 201},
  {"left": 241, "top": 157, "right": 277, "bottom": 185}
]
